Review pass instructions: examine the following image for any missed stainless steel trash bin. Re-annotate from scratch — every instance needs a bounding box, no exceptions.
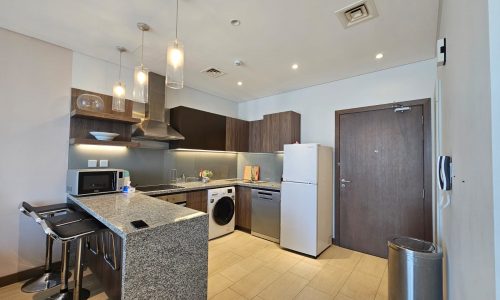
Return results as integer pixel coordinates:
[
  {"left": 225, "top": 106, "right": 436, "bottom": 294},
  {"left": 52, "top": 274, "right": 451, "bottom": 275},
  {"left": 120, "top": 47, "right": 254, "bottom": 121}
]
[{"left": 388, "top": 236, "right": 443, "bottom": 300}]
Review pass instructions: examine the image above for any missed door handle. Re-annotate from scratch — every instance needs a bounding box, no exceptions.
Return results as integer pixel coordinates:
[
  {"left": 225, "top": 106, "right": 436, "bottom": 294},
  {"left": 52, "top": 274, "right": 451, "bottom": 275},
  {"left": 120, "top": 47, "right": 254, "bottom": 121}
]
[{"left": 340, "top": 179, "right": 351, "bottom": 183}]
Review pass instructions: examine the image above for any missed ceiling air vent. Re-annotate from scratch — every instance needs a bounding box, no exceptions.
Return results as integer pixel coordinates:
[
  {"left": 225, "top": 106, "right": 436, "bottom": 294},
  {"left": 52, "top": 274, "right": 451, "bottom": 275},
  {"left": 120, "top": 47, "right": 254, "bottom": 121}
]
[
  {"left": 335, "top": 0, "right": 379, "bottom": 28},
  {"left": 201, "top": 67, "right": 226, "bottom": 78}
]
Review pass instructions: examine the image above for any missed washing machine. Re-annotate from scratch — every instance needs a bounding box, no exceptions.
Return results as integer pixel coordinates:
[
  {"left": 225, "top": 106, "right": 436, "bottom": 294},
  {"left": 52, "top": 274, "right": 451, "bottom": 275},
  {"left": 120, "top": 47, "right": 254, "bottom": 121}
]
[{"left": 208, "top": 187, "right": 235, "bottom": 240}]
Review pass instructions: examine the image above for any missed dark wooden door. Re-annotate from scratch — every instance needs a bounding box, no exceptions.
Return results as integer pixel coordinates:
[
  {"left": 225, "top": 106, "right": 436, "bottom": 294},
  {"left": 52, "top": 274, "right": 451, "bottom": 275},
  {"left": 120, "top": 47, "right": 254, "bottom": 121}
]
[{"left": 337, "top": 104, "right": 428, "bottom": 258}]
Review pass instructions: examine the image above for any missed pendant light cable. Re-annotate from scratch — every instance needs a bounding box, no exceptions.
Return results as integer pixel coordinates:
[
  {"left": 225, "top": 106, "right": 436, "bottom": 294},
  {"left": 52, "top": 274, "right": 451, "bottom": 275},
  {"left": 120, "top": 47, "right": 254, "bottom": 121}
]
[
  {"left": 118, "top": 50, "right": 122, "bottom": 80},
  {"left": 141, "top": 29, "right": 144, "bottom": 66},
  {"left": 175, "top": 0, "right": 179, "bottom": 41}
]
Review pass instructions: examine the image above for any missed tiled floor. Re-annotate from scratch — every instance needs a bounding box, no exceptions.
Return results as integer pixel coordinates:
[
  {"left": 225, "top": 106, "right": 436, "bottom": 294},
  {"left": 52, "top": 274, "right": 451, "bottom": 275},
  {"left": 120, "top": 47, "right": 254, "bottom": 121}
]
[
  {"left": 208, "top": 230, "right": 388, "bottom": 300},
  {"left": 0, "top": 230, "right": 388, "bottom": 300}
]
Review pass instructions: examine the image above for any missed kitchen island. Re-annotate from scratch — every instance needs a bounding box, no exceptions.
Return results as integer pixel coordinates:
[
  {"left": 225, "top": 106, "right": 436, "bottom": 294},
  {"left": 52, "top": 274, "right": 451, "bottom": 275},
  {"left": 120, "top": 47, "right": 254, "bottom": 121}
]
[{"left": 67, "top": 192, "right": 208, "bottom": 300}]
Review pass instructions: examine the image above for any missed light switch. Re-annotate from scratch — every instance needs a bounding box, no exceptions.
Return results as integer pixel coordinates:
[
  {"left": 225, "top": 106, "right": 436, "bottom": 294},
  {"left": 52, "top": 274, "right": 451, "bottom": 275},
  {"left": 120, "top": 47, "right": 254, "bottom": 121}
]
[
  {"left": 88, "top": 160, "right": 98, "bottom": 168},
  {"left": 99, "top": 160, "right": 109, "bottom": 168}
]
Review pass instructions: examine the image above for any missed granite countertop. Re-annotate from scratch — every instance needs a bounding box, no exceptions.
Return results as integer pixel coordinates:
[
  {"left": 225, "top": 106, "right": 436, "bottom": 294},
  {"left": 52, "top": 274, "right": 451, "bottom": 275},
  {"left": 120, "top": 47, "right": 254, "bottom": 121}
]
[
  {"left": 140, "top": 179, "right": 281, "bottom": 196},
  {"left": 67, "top": 193, "right": 205, "bottom": 238}
]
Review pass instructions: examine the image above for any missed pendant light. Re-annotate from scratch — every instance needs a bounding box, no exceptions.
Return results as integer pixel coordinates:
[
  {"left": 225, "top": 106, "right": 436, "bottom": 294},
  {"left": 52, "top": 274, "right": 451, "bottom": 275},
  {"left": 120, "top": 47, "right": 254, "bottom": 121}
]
[
  {"left": 112, "top": 46, "right": 127, "bottom": 112},
  {"left": 166, "top": 0, "right": 184, "bottom": 89},
  {"left": 133, "top": 23, "right": 150, "bottom": 103}
]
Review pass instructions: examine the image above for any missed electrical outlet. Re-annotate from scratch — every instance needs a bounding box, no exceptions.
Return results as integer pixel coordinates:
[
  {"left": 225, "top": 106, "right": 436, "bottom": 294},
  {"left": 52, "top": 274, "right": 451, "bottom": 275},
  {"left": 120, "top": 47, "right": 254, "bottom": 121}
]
[
  {"left": 99, "top": 160, "right": 109, "bottom": 168},
  {"left": 88, "top": 160, "right": 98, "bottom": 168}
]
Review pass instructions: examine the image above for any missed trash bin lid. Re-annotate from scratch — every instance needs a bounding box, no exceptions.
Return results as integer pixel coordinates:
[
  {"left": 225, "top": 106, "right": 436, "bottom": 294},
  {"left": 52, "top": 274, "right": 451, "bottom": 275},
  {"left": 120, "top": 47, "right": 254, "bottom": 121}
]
[{"left": 390, "top": 236, "right": 437, "bottom": 253}]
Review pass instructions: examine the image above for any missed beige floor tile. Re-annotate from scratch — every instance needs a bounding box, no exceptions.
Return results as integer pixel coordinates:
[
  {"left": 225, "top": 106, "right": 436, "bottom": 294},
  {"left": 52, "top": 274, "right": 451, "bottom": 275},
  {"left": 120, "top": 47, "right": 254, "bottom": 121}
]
[
  {"left": 230, "top": 266, "right": 281, "bottom": 299},
  {"left": 289, "top": 260, "right": 323, "bottom": 280},
  {"left": 252, "top": 244, "right": 283, "bottom": 262},
  {"left": 264, "top": 253, "right": 301, "bottom": 273},
  {"left": 308, "top": 264, "right": 351, "bottom": 296},
  {"left": 374, "top": 266, "right": 388, "bottom": 300},
  {"left": 232, "top": 240, "right": 272, "bottom": 258},
  {"left": 209, "top": 251, "right": 244, "bottom": 275},
  {"left": 334, "top": 293, "right": 354, "bottom": 300},
  {"left": 258, "top": 272, "right": 308, "bottom": 300},
  {"left": 219, "top": 256, "right": 264, "bottom": 282},
  {"left": 208, "top": 273, "right": 234, "bottom": 299},
  {"left": 355, "top": 254, "right": 387, "bottom": 279},
  {"left": 295, "top": 286, "right": 333, "bottom": 300},
  {"left": 323, "top": 246, "right": 363, "bottom": 272},
  {"left": 340, "top": 270, "right": 381, "bottom": 300},
  {"left": 301, "top": 255, "right": 331, "bottom": 268},
  {"left": 211, "top": 288, "right": 245, "bottom": 300}
]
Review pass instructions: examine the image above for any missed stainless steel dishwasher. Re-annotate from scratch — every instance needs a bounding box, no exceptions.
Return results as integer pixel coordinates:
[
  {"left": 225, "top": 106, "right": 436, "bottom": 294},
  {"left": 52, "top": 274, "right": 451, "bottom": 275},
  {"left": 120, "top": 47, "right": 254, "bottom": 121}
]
[{"left": 251, "top": 189, "right": 281, "bottom": 243}]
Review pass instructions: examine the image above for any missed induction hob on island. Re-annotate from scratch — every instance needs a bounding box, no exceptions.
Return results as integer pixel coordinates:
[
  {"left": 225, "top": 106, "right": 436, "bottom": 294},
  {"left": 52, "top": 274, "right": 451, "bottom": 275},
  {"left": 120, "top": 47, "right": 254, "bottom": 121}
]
[{"left": 135, "top": 184, "right": 184, "bottom": 192}]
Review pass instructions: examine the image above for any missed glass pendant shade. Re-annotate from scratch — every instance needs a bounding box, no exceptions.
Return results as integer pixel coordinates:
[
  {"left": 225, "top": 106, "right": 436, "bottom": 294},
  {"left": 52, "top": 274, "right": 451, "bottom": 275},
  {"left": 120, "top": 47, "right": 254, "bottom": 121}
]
[
  {"left": 112, "top": 81, "right": 126, "bottom": 112},
  {"left": 133, "top": 65, "right": 149, "bottom": 103},
  {"left": 166, "top": 40, "right": 184, "bottom": 89}
]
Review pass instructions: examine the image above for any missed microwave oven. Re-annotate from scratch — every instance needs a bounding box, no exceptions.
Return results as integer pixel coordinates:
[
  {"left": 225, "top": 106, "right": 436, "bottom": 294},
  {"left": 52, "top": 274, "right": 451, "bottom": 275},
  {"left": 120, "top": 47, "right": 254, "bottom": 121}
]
[{"left": 67, "top": 169, "right": 126, "bottom": 196}]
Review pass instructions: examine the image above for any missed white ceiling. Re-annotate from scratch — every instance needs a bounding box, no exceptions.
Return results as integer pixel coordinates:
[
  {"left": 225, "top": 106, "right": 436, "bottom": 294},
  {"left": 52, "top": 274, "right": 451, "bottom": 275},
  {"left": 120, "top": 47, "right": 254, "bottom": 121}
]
[{"left": 0, "top": 0, "right": 439, "bottom": 102}]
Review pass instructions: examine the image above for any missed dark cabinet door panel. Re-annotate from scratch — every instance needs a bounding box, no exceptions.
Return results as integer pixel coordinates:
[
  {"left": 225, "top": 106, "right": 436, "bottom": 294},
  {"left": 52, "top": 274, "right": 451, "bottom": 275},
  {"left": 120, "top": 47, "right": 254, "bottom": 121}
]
[
  {"left": 235, "top": 187, "right": 252, "bottom": 230},
  {"left": 226, "top": 117, "right": 249, "bottom": 152},
  {"left": 249, "top": 120, "right": 263, "bottom": 152},
  {"left": 186, "top": 190, "right": 208, "bottom": 213},
  {"left": 170, "top": 106, "right": 226, "bottom": 151}
]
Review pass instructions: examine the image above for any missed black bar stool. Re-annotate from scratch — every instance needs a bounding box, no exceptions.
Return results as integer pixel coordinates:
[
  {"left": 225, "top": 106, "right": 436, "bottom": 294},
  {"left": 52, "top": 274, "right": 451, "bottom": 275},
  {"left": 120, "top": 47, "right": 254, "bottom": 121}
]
[
  {"left": 35, "top": 211, "right": 104, "bottom": 300},
  {"left": 18, "top": 202, "right": 75, "bottom": 293}
]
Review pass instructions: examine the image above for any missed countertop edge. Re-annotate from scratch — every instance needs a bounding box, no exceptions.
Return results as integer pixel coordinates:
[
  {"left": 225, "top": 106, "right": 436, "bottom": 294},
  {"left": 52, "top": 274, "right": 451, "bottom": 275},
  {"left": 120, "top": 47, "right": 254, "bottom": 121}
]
[{"left": 140, "top": 180, "right": 281, "bottom": 196}]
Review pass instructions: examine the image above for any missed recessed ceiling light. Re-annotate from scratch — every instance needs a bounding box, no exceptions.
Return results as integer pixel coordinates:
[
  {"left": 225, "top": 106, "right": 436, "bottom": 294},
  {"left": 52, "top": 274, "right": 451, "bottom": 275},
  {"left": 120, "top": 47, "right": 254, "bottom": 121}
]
[
  {"left": 230, "top": 19, "right": 241, "bottom": 26},
  {"left": 291, "top": 64, "right": 299, "bottom": 70},
  {"left": 237, "top": 81, "right": 243, "bottom": 86},
  {"left": 375, "top": 53, "right": 384, "bottom": 59}
]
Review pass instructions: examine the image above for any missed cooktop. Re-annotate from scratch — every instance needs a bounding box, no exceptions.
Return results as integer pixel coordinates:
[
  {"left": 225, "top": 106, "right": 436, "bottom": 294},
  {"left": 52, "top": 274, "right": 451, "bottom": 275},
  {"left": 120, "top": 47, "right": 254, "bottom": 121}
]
[{"left": 135, "top": 184, "right": 184, "bottom": 192}]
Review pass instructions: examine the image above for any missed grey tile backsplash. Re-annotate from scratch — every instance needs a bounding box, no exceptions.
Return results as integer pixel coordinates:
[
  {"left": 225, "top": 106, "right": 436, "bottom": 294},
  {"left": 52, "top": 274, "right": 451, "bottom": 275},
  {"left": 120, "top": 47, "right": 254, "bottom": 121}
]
[
  {"left": 69, "top": 146, "right": 283, "bottom": 186},
  {"left": 237, "top": 152, "right": 283, "bottom": 182},
  {"left": 68, "top": 146, "right": 168, "bottom": 186},
  {"left": 164, "top": 151, "right": 238, "bottom": 182}
]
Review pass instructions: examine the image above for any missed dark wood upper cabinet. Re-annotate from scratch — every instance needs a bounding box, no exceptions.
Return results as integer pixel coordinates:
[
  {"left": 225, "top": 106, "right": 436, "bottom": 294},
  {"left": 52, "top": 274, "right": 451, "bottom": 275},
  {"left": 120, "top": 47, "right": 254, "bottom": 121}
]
[
  {"left": 278, "top": 111, "right": 301, "bottom": 151},
  {"left": 170, "top": 106, "right": 227, "bottom": 151},
  {"left": 170, "top": 106, "right": 300, "bottom": 153},
  {"left": 261, "top": 111, "right": 301, "bottom": 152},
  {"left": 249, "top": 120, "right": 263, "bottom": 153},
  {"left": 226, "top": 117, "right": 249, "bottom": 152}
]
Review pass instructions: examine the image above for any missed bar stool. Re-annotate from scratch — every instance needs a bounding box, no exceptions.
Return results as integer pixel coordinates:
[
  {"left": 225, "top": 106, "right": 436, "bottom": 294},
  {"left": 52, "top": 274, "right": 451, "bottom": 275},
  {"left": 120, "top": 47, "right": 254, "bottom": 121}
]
[
  {"left": 34, "top": 211, "right": 104, "bottom": 300},
  {"left": 18, "top": 202, "right": 75, "bottom": 293}
]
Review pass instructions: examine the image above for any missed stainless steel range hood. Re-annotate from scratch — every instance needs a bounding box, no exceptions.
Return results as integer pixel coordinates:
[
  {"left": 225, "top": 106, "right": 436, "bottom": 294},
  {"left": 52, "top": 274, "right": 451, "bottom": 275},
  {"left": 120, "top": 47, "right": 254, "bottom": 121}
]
[{"left": 132, "top": 72, "right": 184, "bottom": 141}]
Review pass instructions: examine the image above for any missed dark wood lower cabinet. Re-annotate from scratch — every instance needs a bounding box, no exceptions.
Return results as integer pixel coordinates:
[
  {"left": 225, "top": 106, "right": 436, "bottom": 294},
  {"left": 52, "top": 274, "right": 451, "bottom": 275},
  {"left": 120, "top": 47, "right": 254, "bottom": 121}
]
[
  {"left": 85, "top": 230, "right": 122, "bottom": 300},
  {"left": 235, "top": 187, "right": 252, "bottom": 231},
  {"left": 186, "top": 190, "right": 208, "bottom": 213}
]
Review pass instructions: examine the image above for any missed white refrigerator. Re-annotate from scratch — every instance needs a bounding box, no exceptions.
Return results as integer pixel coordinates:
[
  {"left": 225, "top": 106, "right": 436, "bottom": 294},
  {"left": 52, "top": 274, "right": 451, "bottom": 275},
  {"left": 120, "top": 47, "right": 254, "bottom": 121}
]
[{"left": 280, "top": 143, "right": 333, "bottom": 257}]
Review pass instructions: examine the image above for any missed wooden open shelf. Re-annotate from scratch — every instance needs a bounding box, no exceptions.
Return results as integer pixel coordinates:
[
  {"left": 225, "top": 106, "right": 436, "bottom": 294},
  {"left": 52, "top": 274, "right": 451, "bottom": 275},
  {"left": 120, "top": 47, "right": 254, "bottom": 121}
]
[
  {"left": 71, "top": 109, "right": 141, "bottom": 124},
  {"left": 69, "top": 138, "right": 140, "bottom": 148}
]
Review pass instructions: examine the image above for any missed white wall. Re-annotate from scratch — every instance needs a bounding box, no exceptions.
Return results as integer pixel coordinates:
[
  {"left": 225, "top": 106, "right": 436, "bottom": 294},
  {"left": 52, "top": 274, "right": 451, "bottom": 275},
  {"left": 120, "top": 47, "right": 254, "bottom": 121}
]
[
  {"left": 438, "top": 0, "right": 496, "bottom": 298},
  {"left": 490, "top": 0, "right": 500, "bottom": 296},
  {"left": 238, "top": 59, "right": 437, "bottom": 147},
  {"left": 72, "top": 52, "right": 238, "bottom": 118},
  {"left": 0, "top": 29, "right": 72, "bottom": 277}
]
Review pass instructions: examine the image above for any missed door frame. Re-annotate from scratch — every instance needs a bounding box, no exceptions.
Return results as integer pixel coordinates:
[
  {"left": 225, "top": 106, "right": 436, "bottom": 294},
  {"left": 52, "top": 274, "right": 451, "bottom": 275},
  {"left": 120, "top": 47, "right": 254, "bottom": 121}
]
[{"left": 334, "top": 98, "right": 432, "bottom": 244}]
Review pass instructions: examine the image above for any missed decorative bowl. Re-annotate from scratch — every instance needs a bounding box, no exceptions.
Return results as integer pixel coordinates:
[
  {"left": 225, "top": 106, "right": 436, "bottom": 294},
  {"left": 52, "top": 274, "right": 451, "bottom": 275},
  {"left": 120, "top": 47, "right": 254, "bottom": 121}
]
[
  {"left": 89, "top": 131, "right": 119, "bottom": 141},
  {"left": 76, "top": 94, "right": 105, "bottom": 112}
]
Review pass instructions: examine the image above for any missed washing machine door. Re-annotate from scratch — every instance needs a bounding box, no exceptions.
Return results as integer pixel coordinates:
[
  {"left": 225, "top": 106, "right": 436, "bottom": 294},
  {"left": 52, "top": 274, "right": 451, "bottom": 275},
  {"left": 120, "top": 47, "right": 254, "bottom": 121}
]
[{"left": 212, "top": 196, "right": 235, "bottom": 225}]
